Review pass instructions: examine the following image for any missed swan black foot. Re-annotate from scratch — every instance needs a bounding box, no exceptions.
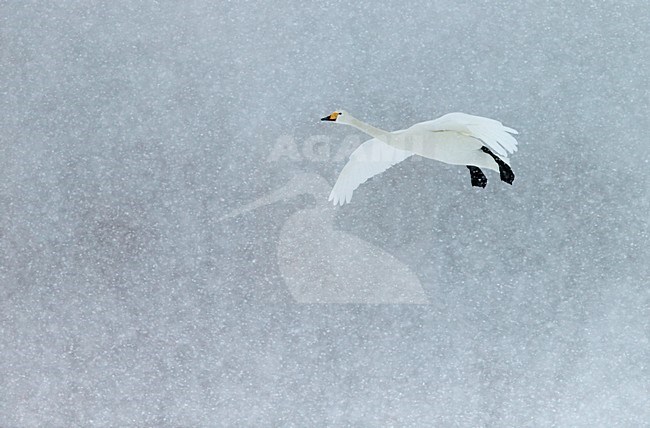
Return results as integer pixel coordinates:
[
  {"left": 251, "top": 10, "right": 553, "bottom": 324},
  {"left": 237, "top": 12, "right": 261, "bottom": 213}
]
[
  {"left": 467, "top": 166, "right": 487, "bottom": 188},
  {"left": 481, "top": 146, "right": 515, "bottom": 185}
]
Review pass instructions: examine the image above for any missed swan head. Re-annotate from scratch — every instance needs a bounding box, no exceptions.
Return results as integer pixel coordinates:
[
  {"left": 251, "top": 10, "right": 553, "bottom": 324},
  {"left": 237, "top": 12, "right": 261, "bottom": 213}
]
[{"left": 320, "top": 110, "right": 350, "bottom": 124}]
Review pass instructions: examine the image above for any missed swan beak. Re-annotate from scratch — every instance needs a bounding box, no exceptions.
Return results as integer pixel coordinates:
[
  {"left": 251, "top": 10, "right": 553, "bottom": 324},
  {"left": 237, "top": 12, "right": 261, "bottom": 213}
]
[{"left": 321, "top": 112, "right": 339, "bottom": 121}]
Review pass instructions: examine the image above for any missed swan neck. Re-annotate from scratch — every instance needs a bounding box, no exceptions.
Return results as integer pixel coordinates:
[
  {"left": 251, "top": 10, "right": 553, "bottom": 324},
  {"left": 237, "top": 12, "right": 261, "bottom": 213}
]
[{"left": 347, "top": 115, "right": 390, "bottom": 140}]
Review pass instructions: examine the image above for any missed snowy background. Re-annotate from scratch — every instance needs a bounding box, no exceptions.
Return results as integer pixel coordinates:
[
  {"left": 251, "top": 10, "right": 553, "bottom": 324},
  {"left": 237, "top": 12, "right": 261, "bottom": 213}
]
[{"left": 1, "top": 0, "right": 649, "bottom": 426}]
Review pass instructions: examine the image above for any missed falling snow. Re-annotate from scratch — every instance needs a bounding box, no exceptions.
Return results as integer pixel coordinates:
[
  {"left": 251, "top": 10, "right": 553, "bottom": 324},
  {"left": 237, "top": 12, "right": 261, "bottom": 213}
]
[{"left": 1, "top": 1, "right": 648, "bottom": 426}]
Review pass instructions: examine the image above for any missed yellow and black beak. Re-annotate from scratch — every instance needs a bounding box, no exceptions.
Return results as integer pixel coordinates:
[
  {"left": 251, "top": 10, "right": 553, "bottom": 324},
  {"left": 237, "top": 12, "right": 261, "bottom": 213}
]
[{"left": 321, "top": 112, "right": 339, "bottom": 121}]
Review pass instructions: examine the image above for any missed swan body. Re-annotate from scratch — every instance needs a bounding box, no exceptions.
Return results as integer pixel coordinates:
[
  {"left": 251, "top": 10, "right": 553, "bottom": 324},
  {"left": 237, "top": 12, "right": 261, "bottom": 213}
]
[{"left": 321, "top": 110, "right": 519, "bottom": 205}]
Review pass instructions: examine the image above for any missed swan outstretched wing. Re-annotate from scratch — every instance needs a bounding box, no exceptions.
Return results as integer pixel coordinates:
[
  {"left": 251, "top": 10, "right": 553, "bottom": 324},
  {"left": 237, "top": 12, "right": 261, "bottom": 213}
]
[
  {"left": 329, "top": 137, "right": 413, "bottom": 206},
  {"left": 412, "top": 112, "right": 519, "bottom": 158}
]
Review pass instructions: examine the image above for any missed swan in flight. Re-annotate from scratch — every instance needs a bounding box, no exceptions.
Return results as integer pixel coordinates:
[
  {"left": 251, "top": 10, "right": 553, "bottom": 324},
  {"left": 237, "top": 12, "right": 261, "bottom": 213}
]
[{"left": 321, "top": 110, "right": 519, "bottom": 205}]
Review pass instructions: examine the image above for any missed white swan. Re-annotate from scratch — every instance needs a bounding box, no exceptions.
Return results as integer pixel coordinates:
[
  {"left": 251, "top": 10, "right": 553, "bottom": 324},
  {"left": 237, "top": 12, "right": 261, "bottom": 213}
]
[{"left": 321, "top": 110, "right": 519, "bottom": 205}]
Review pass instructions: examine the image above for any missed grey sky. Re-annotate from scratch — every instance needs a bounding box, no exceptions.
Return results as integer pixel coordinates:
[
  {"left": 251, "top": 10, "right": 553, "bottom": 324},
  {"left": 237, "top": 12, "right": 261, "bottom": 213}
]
[{"left": 1, "top": 1, "right": 648, "bottom": 426}]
